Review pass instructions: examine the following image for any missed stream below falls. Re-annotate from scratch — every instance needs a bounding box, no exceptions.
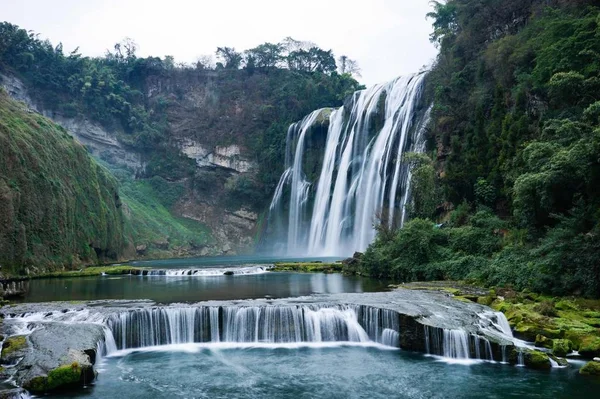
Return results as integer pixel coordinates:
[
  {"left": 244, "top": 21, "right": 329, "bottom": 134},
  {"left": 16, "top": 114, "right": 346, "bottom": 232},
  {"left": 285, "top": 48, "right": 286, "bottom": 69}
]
[{"left": 64, "top": 345, "right": 596, "bottom": 399}]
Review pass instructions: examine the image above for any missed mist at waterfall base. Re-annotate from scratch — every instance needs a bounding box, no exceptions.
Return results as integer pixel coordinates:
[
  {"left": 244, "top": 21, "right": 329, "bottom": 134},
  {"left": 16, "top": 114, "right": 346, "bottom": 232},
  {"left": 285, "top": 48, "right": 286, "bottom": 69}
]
[{"left": 266, "top": 73, "right": 430, "bottom": 257}]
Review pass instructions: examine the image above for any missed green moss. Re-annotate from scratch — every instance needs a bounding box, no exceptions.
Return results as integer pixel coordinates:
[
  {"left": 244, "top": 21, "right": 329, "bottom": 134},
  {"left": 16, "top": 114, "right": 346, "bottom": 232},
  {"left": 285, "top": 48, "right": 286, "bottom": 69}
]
[
  {"left": 47, "top": 364, "right": 83, "bottom": 390},
  {"left": 477, "top": 296, "right": 494, "bottom": 306},
  {"left": 36, "top": 265, "right": 143, "bottom": 279},
  {"left": 555, "top": 300, "right": 579, "bottom": 311},
  {"left": 523, "top": 349, "right": 551, "bottom": 370},
  {"left": 25, "top": 376, "right": 47, "bottom": 393},
  {"left": 272, "top": 262, "right": 343, "bottom": 273},
  {"left": 24, "top": 364, "right": 84, "bottom": 394},
  {"left": 0, "top": 91, "right": 125, "bottom": 275},
  {"left": 1, "top": 335, "right": 27, "bottom": 358},
  {"left": 535, "top": 335, "right": 553, "bottom": 349},
  {"left": 578, "top": 336, "right": 600, "bottom": 358},
  {"left": 580, "top": 361, "right": 600, "bottom": 376},
  {"left": 552, "top": 339, "right": 572, "bottom": 357}
]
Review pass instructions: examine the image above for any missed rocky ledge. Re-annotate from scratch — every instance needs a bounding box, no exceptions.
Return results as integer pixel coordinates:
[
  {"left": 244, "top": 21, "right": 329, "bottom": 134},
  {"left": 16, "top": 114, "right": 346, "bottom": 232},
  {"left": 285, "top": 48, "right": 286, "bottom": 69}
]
[
  {"left": 0, "top": 321, "right": 103, "bottom": 395},
  {"left": 0, "top": 289, "right": 580, "bottom": 394}
]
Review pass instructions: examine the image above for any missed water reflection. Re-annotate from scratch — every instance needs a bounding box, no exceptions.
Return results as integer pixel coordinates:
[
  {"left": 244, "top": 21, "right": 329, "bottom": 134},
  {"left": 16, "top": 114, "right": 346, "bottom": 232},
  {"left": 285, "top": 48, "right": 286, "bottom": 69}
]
[{"left": 20, "top": 272, "right": 388, "bottom": 304}]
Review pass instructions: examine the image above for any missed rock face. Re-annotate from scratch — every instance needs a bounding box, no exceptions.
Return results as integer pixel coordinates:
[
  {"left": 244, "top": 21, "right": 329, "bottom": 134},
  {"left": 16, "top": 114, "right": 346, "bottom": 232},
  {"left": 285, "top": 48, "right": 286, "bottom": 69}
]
[
  {"left": 0, "top": 73, "right": 142, "bottom": 173},
  {"left": 179, "top": 140, "right": 256, "bottom": 173},
  {"left": 1, "top": 72, "right": 259, "bottom": 255},
  {"left": 0, "top": 323, "right": 104, "bottom": 394}
]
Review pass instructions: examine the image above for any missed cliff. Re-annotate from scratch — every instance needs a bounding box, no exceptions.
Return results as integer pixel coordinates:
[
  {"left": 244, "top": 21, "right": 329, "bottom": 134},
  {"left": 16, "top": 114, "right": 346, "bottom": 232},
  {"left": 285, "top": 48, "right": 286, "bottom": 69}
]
[
  {"left": 0, "top": 89, "right": 127, "bottom": 274},
  {"left": 0, "top": 23, "right": 361, "bottom": 265}
]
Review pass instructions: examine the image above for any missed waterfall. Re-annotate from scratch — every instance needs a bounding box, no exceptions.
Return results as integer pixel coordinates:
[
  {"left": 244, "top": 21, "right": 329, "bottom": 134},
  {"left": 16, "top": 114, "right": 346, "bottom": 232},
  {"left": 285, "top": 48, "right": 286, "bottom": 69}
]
[
  {"left": 443, "top": 329, "right": 470, "bottom": 359},
  {"left": 267, "top": 73, "right": 428, "bottom": 256},
  {"left": 137, "top": 265, "right": 271, "bottom": 276},
  {"left": 424, "top": 326, "right": 495, "bottom": 361},
  {"left": 381, "top": 329, "right": 400, "bottom": 347},
  {"left": 286, "top": 110, "right": 325, "bottom": 253},
  {"left": 105, "top": 305, "right": 402, "bottom": 351}
]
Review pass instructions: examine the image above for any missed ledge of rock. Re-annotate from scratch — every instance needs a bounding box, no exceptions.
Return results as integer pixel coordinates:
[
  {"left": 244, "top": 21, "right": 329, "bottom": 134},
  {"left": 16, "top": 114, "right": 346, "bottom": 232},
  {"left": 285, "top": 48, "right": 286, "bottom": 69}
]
[{"left": 1, "top": 323, "right": 104, "bottom": 394}]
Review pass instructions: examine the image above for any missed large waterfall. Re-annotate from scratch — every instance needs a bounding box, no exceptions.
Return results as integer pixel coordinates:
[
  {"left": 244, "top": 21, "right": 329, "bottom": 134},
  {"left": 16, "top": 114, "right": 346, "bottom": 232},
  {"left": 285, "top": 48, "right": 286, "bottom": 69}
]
[{"left": 267, "top": 73, "right": 429, "bottom": 256}]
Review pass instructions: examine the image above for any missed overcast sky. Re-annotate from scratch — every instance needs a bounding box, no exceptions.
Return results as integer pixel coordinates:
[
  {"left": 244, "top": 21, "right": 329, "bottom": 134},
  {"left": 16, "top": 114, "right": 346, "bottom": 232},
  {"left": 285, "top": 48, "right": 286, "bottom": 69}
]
[{"left": 2, "top": 0, "right": 438, "bottom": 87}]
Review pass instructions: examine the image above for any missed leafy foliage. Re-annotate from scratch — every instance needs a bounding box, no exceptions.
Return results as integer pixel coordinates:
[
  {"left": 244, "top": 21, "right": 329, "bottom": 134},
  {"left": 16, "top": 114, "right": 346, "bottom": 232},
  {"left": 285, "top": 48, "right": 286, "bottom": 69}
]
[
  {"left": 0, "top": 23, "right": 362, "bottom": 211},
  {"left": 360, "top": 0, "right": 600, "bottom": 297}
]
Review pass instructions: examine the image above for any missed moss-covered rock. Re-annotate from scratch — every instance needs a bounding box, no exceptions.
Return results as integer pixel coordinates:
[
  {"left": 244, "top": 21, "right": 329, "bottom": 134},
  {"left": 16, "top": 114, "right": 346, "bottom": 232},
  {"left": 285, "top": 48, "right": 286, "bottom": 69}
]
[
  {"left": 1, "top": 335, "right": 27, "bottom": 360},
  {"left": 555, "top": 300, "right": 579, "bottom": 311},
  {"left": 0, "top": 90, "right": 126, "bottom": 274},
  {"left": 535, "top": 334, "right": 553, "bottom": 349},
  {"left": 580, "top": 361, "right": 600, "bottom": 376},
  {"left": 477, "top": 296, "right": 494, "bottom": 306},
  {"left": 552, "top": 339, "right": 572, "bottom": 357},
  {"left": 271, "top": 262, "right": 343, "bottom": 273},
  {"left": 579, "top": 336, "right": 600, "bottom": 358},
  {"left": 23, "top": 363, "right": 94, "bottom": 394},
  {"left": 523, "top": 349, "right": 551, "bottom": 370}
]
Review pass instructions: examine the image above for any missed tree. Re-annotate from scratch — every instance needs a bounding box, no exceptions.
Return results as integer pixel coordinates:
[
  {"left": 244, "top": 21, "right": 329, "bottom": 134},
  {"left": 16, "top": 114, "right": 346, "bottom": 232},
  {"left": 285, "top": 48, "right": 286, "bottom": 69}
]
[
  {"left": 287, "top": 47, "right": 336, "bottom": 74},
  {"left": 195, "top": 54, "right": 215, "bottom": 70},
  {"left": 215, "top": 47, "right": 243, "bottom": 69},
  {"left": 244, "top": 43, "right": 283, "bottom": 69},
  {"left": 426, "top": 0, "right": 458, "bottom": 45},
  {"left": 280, "top": 37, "right": 316, "bottom": 53},
  {"left": 337, "top": 55, "right": 362, "bottom": 77}
]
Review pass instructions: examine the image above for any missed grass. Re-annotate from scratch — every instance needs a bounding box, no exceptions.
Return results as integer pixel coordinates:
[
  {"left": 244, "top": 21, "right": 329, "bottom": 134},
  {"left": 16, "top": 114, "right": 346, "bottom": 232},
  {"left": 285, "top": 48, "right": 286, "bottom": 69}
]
[
  {"left": 33, "top": 265, "right": 143, "bottom": 279},
  {"left": 272, "top": 262, "right": 343, "bottom": 273}
]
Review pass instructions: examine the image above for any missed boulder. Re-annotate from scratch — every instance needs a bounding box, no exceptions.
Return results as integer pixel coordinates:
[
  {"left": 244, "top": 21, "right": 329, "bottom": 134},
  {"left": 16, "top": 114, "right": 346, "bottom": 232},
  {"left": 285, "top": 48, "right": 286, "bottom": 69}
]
[
  {"left": 535, "top": 334, "right": 553, "bottom": 349},
  {"left": 523, "top": 349, "right": 551, "bottom": 370},
  {"left": 579, "top": 336, "right": 600, "bottom": 358},
  {"left": 552, "top": 339, "right": 573, "bottom": 357},
  {"left": 135, "top": 244, "right": 147, "bottom": 255},
  {"left": 1, "top": 335, "right": 28, "bottom": 364},
  {"left": 580, "top": 361, "right": 600, "bottom": 376},
  {"left": 9, "top": 323, "right": 104, "bottom": 394}
]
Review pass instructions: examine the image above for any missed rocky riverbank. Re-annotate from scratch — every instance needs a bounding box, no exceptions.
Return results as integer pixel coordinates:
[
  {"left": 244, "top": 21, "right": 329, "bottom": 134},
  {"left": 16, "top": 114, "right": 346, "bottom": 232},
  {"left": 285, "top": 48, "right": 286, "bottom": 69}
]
[
  {"left": 395, "top": 281, "right": 600, "bottom": 375},
  {"left": 0, "top": 287, "right": 579, "bottom": 395}
]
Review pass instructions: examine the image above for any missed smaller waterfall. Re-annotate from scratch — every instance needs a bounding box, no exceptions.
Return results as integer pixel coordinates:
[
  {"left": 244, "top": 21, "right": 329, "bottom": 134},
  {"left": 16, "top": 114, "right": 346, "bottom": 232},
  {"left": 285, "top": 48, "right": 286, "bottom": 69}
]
[
  {"left": 106, "top": 305, "right": 388, "bottom": 351},
  {"left": 424, "top": 326, "right": 495, "bottom": 361},
  {"left": 443, "top": 329, "right": 470, "bottom": 359},
  {"left": 381, "top": 329, "right": 400, "bottom": 347},
  {"left": 493, "top": 312, "right": 513, "bottom": 337},
  {"left": 356, "top": 306, "right": 401, "bottom": 345},
  {"left": 139, "top": 265, "right": 271, "bottom": 277}
]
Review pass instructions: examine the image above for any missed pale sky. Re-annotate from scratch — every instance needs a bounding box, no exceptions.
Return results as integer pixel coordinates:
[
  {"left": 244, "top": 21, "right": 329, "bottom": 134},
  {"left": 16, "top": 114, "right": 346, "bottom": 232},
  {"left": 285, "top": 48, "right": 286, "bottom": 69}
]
[{"left": 2, "top": 0, "right": 438, "bottom": 87}]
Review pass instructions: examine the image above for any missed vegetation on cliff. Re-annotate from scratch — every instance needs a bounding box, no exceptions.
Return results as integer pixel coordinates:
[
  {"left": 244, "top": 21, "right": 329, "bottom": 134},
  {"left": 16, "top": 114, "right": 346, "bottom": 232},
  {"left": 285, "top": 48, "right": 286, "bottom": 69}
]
[
  {"left": 0, "top": 90, "right": 126, "bottom": 274},
  {"left": 0, "top": 23, "right": 362, "bottom": 206},
  {"left": 358, "top": 0, "right": 600, "bottom": 297}
]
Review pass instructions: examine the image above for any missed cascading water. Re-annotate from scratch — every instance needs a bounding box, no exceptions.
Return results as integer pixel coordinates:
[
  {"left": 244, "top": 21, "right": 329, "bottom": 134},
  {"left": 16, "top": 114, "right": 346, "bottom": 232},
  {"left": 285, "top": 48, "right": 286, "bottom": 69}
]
[
  {"left": 139, "top": 265, "right": 271, "bottom": 276},
  {"left": 267, "top": 73, "right": 429, "bottom": 256},
  {"left": 105, "top": 305, "right": 399, "bottom": 351},
  {"left": 424, "top": 326, "right": 496, "bottom": 362}
]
